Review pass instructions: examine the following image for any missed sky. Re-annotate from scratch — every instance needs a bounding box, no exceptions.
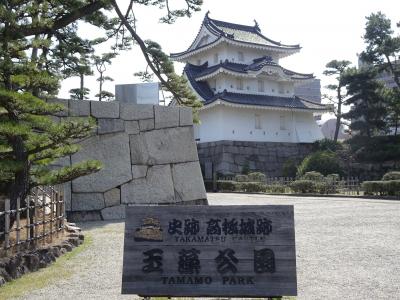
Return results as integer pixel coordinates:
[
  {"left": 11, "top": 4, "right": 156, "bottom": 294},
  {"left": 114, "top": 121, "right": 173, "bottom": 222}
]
[{"left": 58, "top": 0, "right": 400, "bottom": 119}]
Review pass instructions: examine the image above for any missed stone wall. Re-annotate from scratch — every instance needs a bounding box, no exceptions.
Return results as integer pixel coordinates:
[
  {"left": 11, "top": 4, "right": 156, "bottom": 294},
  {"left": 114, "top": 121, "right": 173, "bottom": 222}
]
[
  {"left": 51, "top": 99, "right": 207, "bottom": 222},
  {"left": 197, "top": 140, "right": 313, "bottom": 177}
]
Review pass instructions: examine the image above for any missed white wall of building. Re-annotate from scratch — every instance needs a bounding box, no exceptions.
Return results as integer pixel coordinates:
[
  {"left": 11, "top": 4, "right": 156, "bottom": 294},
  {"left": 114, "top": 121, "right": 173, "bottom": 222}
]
[
  {"left": 194, "top": 105, "right": 225, "bottom": 142},
  {"left": 188, "top": 44, "right": 279, "bottom": 66},
  {"left": 208, "top": 75, "right": 294, "bottom": 96},
  {"left": 196, "top": 105, "right": 324, "bottom": 143}
]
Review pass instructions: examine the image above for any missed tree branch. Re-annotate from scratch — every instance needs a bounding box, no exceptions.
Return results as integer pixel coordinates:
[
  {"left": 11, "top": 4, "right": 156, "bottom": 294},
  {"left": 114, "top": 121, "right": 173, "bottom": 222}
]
[
  {"left": 111, "top": 0, "right": 184, "bottom": 104},
  {"left": 6, "top": 1, "right": 107, "bottom": 38}
]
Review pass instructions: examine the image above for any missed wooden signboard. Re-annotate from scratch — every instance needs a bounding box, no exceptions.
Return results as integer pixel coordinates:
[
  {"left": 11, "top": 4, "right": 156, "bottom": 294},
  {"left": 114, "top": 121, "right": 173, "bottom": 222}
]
[{"left": 121, "top": 205, "right": 297, "bottom": 297}]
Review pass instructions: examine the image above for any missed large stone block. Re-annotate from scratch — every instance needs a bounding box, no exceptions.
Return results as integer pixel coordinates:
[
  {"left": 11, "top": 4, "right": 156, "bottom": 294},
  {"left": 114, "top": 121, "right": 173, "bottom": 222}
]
[
  {"left": 98, "top": 118, "right": 125, "bottom": 135},
  {"left": 71, "top": 133, "right": 132, "bottom": 192},
  {"left": 172, "top": 162, "right": 206, "bottom": 202},
  {"left": 179, "top": 107, "right": 193, "bottom": 126},
  {"left": 129, "top": 134, "right": 149, "bottom": 165},
  {"left": 69, "top": 100, "right": 90, "bottom": 116},
  {"left": 101, "top": 205, "right": 125, "bottom": 220},
  {"left": 121, "top": 165, "right": 175, "bottom": 204},
  {"left": 131, "top": 165, "right": 147, "bottom": 179},
  {"left": 129, "top": 127, "right": 198, "bottom": 165},
  {"left": 72, "top": 193, "right": 104, "bottom": 211},
  {"left": 154, "top": 105, "right": 179, "bottom": 129},
  {"left": 138, "top": 119, "right": 154, "bottom": 131},
  {"left": 91, "top": 101, "right": 119, "bottom": 118},
  {"left": 104, "top": 188, "right": 120, "bottom": 207},
  {"left": 120, "top": 103, "right": 154, "bottom": 120},
  {"left": 124, "top": 121, "right": 139, "bottom": 134},
  {"left": 67, "top": 211, "right": 102, "bottom": 222}
]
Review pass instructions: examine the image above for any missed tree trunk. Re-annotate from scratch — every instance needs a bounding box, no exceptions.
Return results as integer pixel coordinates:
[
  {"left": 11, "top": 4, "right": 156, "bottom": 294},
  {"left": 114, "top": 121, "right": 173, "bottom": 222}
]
[
  {"left": 334, "top": 87, "right": 343, "bottom": 142},
  {"left": 99, "top": 72, "right": 103, "bottom": 101},
  {"left": 80, "top": 73, "right": 84, "bottom": 100}
]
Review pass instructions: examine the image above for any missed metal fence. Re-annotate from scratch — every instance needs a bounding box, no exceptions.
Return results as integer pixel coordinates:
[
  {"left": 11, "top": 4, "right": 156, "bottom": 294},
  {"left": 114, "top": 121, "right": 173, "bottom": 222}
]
[
  {"left": 216, "top": 175, "right": 361, "bottom": 195},
  {"left": 0, "top": 185, "right": 65, "bottom": 256}
]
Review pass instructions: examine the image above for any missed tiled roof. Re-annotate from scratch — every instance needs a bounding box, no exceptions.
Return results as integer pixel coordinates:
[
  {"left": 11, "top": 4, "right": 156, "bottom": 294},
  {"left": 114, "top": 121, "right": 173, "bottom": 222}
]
[
  {"left": 208, "top": 91, "right": 328, "bottom": 111},
  {"left": 170, "top": 13, "right": 300, "bottom": 59},
  {"left": 192, "top": 57, "right": 314, "bottom": 80},
  {"left": 204, "top": 13, "right": 300, "bottom": 49},
  {"left": 184, "top": 63, "right": 327, "bottom": 111}
]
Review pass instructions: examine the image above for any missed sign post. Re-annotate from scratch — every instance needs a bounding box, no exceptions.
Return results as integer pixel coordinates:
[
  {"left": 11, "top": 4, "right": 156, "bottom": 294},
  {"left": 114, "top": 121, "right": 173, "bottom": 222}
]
[{"left": 122, "top": 205, "right": 297, "bottom": 297}]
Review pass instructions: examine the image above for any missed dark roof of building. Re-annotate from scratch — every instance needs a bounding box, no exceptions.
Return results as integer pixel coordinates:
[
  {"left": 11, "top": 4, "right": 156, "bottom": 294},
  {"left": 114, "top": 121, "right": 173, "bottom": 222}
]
[
  {"left": 184, "top": 63, "right": 327, "bottom": 111},
  {"left": 193, "top": 56, "right": 314, "bottom": 80},
  {"left": 171, "top": 13, "right": 300, "bottom": 59}
]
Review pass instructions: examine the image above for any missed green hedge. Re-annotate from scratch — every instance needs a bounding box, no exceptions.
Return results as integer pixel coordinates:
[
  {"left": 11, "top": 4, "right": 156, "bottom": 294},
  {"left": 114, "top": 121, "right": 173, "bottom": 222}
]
[
  {"left": 289, "top": 180, "right": 316, "bottom": 193},
  {"left": 240, "top": 182, "right": 265, "bottom": 192},
  {"left": 235, "top": 174, "right": 249, "bottom": 182},
  {"left": 247, "top": 172, "right": 266, "bottom": 182},
  {"left": 362, "top": 180, "right": 400, "bottom": 196},
  {"left": 217, "top": 180, "right": 266, "bottom": 193},
  {"left": 382, "top": 171, "right": 400, "bottom": 181},
  {"left": 266, "top": 184, "right": 287, "bottom": 193},
  {"left": 217, "top": 180, "right": 238, "bottom": 192},
  {"left": 315, "top": 181, "right": 337, "bottom": 194},
  {"left": 301, "top": 171, "right": 324, "bottom": 181}
]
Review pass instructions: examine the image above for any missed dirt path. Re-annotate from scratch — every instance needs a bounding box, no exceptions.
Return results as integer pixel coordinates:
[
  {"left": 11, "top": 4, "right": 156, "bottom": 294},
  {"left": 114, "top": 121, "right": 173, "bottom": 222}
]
[{"left": 13, "top": 194, "right": 400, "bottom": 300}]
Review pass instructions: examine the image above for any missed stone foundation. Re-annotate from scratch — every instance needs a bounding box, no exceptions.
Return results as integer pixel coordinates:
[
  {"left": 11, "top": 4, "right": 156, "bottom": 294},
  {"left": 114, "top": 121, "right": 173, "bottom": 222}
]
[
  {"left": 0, "top": 223, "right": 83, "bottom": 286},
  {"left": 197, "top": 140, "right": 313, "bottom": 177},
  {"left": 49, "top": 99, "right": 207, "bottom": 222}
]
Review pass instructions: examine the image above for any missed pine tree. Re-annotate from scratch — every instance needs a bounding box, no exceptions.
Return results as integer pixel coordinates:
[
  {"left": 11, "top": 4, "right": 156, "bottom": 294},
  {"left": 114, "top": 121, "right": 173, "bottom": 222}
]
[
  {"left": 0, "top": 0, "right": 204, "bottom": 232},
  {"left": 93, "top": 53, "right": 116, "bottom": 101},
  {"left": 323, "top": 60, "right": 352, "bottom": 142},
  {"left": 342, "top": 68, "right": 388, "bottom": 137},
  {"left": 0, "top": 1, "right": 112, "bottom": 231},
  {"left": 360, "top": 12, "right": 400, "bottom": 134}
]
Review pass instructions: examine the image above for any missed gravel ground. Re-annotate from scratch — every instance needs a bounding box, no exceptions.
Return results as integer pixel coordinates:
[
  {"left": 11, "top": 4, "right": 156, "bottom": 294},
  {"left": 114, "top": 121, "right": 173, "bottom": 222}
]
[{"left": 17, "top": 193, "right": 400, "bottom": 300}]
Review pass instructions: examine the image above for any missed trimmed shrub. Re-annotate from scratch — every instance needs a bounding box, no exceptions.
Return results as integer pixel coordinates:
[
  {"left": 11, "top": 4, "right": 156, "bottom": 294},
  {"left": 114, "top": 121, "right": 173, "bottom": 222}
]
[
  {"left": 387, "top": 180, "right": 400, "bottom": 196},
  {"left": 301, "top": 171, "right": 324, "bottom": 181},
  {"left": 217, "top": 180, "right": 237, "bottom": 192},
  {"left": 235, "top": 174, "right": 249, "bottom": 182},
  {"left": 362, "top": 180, "right": 400, "bottom": 196},
  {"left": 297, "top": 151, "right": 343, "bottom": 176},
  {"left": 362, "top": 181, "right": 384, "bottom": 195},
  {"left": 382, "top": 171, "right": 400, "bottom": 181},
  {"left": 240, "top": 182, "right": 266, "bottom": 193},
  {"left": 266, "top": 184, "right": 287, "bottom": 193},
  {"left": 289, "top": 180, "right": 316, "bottom": 193},
  {"left": 315, "top": 181, "right": 337, "bottom": 194},
  {"left": 326, "top": 173, "right": 340, "bottom": 182},
  {"left": 248, "top": 172, "right": 266, "bottom": 182}
]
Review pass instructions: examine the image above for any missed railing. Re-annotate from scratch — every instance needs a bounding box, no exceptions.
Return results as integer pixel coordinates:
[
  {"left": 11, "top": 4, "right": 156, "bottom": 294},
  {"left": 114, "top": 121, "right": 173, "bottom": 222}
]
[
  {"left": 216, "top": 175, "right": 361, "bottom": 195},
  {"left": 0, "top": 185, "right": 65, "bottom": 256}
]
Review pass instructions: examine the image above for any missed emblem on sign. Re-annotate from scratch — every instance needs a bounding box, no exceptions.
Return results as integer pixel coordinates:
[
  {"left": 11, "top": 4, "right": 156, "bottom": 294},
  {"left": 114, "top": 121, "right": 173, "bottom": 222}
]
[{"left": 134, "top": 217, "right": 163, "bottom": 242}]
